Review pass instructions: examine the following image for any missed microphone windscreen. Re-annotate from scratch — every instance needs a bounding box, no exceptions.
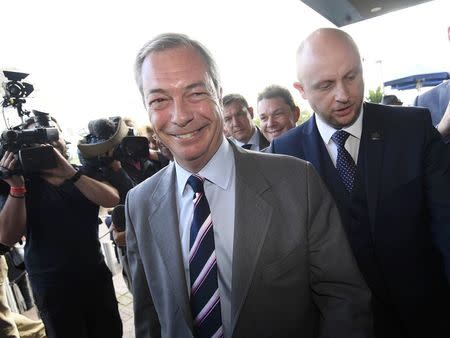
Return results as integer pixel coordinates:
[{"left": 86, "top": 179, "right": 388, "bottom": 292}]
[
  {"left": 111, "top": 204, "right": 126, "bottom": 232},
  {"left": 89, "top": 118, "right": 116, "bottom": 140}
]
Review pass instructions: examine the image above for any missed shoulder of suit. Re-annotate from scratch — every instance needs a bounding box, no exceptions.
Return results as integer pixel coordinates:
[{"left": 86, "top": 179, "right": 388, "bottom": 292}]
[
  {"left": 128, "top": 162, "right": 173, "bottom": 198},
  {"left": 365, "top": 102, "right": 431, "bottom": 132},
  {"left": 243, "top": 147, "right": 312, "bottom": 173},
  {"left": 416, "top": 80, "right": 449, "bottom": 102}
]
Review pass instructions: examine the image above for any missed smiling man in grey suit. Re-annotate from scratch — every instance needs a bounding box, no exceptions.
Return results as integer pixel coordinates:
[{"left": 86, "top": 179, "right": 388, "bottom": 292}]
[{"left": 126, "top": 33, "right": 372, "bottom": 338}]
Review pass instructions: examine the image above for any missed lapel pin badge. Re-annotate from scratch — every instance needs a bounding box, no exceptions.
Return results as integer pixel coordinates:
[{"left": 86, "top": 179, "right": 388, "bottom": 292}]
[{"left": 370, "top": 131, "right": 382, "bottom": 141}]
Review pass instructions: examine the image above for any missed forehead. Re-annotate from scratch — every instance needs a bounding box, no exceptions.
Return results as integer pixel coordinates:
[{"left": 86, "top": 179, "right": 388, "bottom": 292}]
[
  {"left": 300, "top": 38, "right": 361, "bottom": 82},
  {"left": 223, "top": 101, "right": 246, "bottom": 116},
  {"left": 258, "top": 96, "right": 289, "bottom": 113},
  {"left": 141, "top": 47, "right": 209, "bottom": 95}
]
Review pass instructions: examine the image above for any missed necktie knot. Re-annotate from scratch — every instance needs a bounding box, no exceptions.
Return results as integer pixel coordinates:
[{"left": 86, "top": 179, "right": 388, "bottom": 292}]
[
  {"left": 331, "top": 130, "right": 351, "bottom": 148},
  {"left": 242, "top": 143, "right": 252, "bottom": 150},
  {"left": 187, "top": 175, "right": 205, "bottom": 194}
]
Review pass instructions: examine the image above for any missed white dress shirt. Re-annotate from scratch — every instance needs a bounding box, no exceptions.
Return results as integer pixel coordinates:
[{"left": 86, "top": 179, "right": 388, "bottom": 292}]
[
  {"left": 315, "top": 106, "right": 364, "bottom": 166},
  {"left": 175, "top": 138, "right": 235, "bottom": 338},
  {"left": 233, "top": 127, "right": 261, "bottom": 151}
]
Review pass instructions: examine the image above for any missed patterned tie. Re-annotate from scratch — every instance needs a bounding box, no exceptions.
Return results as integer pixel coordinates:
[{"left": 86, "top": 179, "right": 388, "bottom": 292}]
[
  {"left": 187, "top": 175, "right": 223, "bottom": 338},
  {"left": 242, "top": 144, "right": 252, "bottom": 150},
  {"left": 331, "top": 130, "right": 356, "bottom": 192}
]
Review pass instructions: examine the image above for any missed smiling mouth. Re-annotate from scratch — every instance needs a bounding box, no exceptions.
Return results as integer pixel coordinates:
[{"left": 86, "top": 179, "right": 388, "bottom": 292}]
[{"left": 172, "top": 126, "right": 205, "bottom": 139}]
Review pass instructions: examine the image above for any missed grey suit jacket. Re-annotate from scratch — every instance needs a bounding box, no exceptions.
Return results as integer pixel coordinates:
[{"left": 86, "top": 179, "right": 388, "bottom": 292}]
[{"left": 126, "top": 142, "right": 372, "bottom": 338}]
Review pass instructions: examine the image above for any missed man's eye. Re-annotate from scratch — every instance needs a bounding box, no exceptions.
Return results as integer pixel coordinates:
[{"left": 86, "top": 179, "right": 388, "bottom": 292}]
[
  {"left": 149, "top": 98, "right": 168, "bottom": 109},
  {"left": 189, "top": 92, "right": 208, "bottom": 101},
  {"left": 318, "top": 82, "right": 332, "bottom": 90}
]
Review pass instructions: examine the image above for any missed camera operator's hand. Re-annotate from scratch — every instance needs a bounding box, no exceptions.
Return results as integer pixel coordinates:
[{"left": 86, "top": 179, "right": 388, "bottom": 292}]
[
  {"left": 111, "top": 223, "right": 126, "bottom": 247},
  {"left": 105, "top": 148, "right": 122, "bottom": 172},
  {"left": 41, "top": 146, "right": 77, "bottom": 180},
  {"left": 0, "top": 151, "right": 25, "bottom": 187},
  {"left": 0, "top": 151, "right": 26, "bottom": 247},
  {"left": 41, "top": 146, "right": 119, "bottom": 207}
]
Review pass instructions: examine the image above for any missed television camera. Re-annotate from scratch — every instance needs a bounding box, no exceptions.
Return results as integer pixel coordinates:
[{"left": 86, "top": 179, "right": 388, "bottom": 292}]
[
  {"left": 0, "top": 71, "right": 59, "bottom": 178},
  {"left": 78, "top": 117, "right": 150, "bottom": 169}
]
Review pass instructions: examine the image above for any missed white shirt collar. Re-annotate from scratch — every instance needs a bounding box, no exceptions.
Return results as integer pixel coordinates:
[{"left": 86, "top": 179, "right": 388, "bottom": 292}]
[
  {"left": 315, "top": 104, "right": 364, "bottom": 144},
  {"left": 175, "top": 137, "right": 233, "bottom": 197},
  {"left": 233, "top": 127, "right": 258, "bottom": 147}
]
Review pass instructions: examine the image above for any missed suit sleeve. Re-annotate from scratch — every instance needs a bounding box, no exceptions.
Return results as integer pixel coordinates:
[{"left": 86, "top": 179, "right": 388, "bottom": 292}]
[
  {"left": 125, "top": 191, "right": 161, "bottom": 338},
  {"left": 423, "top": 112, "right": 450, "bottom": 281},
  {"left": 305, "top": 162, "right": 373, "bottom": 338}
]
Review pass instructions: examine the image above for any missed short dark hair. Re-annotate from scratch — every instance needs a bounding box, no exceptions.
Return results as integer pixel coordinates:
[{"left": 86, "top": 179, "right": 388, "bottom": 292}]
[
  {"left": 222, "top": 94, "right": 249, "bottom": 108},
  {"left": 257, "top": 85, "right": 297, "bottom": 111}
]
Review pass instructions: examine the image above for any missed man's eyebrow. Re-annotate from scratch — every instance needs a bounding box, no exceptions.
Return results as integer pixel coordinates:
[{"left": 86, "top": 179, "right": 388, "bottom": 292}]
[
  {"left": 272, "top": 108, "right": 285, "bottom": 114},
  {"left": 185, "top": 81, "right": 207, "bottom": 91},
  {"left": 144, "top": 88, "right": 167, "bottom": 98},
  {"left": 144, "top": 82, "right": 207, "bottom": 98}
]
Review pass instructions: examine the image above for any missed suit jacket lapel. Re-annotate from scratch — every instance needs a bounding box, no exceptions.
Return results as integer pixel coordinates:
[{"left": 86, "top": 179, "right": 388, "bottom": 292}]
[
  {"left": 302, "top": 115, "right": 324, "bottom": 177},
  {"left": 148, "top": 164, "right": 192, "bottom": 328},
  {"left": 257, "top": 126, "right": 270, "bottom": 149},
  {"left": 229, "top": 145, "right": 273, "bottom": 333},
  {"left": 362, "top": 103, "right": 384, "bottom": 235}
]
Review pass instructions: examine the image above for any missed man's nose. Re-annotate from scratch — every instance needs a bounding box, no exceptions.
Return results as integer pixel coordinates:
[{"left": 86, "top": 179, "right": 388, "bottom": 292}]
[
  {"left": 335, "top": 82, "right": 350, "bottom": 102},
  {"left": 231, "top": 115, "right": 240, "bottom": 127},
  {"left": 266, "top": 115, "right": 276, "bottom": 127},
  {"left": 171, "top": 98, "right": 194, "bottom": 127}
]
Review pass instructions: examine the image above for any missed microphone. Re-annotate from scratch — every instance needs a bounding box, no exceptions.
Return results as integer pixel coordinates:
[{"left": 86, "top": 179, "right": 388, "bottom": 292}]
[
  {"left": 111, "top": 204, "right": 126, "bottom": 232},
  {"left": 88, "top": 118, "right": 116, "bottom": 140}
]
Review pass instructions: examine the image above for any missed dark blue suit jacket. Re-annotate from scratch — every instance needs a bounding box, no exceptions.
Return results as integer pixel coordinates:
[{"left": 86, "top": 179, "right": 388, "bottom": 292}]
[
  {"left": 414, "top": 80, "right": 450, "bottom": 127},
  {"left": 269, "top": 102, "right": 450, "bottom": 337},
  {"left": 414, "top": 80, "right": 450, "bottom": 143}
]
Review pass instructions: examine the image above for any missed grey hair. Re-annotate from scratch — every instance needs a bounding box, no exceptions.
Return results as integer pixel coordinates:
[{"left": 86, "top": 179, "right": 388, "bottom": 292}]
[
  {"left": 222, "top": 93, "right": 249, "bottom": 108},
  {"left": 134, "top": 33, "right": 221, "bottom": 100},
  {"left": 257, "top": 85, "right": 297, "bottom": 111}
]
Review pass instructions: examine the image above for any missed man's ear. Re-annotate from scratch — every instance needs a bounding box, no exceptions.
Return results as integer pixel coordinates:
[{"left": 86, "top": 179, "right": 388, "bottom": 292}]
[
  {"left": 293, "top": 82, "right": 307, "bottom": 100},
  {"left": 247, "top": 106, "right": 254, "bottom": 119},
  {"left": 293, "top": 106, "right": 301, "bottom": 123}
]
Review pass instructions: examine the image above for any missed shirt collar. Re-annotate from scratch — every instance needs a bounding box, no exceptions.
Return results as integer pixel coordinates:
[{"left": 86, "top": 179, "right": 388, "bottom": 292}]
[
  {"left": 175, "top": 137, "right": 234, "bottom": 197},
  {"left": 315, "top": 104, "right": 364, "bottom": 144},
  {"left": 233, "top": 127, "right": 258, "bottom": 147}
]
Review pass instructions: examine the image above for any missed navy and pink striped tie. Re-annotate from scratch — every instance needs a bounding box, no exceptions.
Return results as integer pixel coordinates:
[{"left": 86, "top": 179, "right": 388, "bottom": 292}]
[{"left": 187, "top": 174, "right": 223, "bottom": 338}]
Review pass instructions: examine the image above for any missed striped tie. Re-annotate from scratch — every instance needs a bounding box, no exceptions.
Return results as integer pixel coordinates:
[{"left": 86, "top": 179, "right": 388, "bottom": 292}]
[{"left": 187, "top": 175, "right": 223, "bottom": 338}]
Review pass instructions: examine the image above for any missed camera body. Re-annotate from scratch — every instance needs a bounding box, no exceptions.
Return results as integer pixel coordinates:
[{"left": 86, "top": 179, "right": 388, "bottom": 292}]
[
  {"left": 112, "top": 136, "right": 150, "bottom": 162},
  {"left": 1, "top": 71, "right": 59, "bottom": 177},
  {"left": 78, "top": 117, "right": 150, "bottom": 169}
]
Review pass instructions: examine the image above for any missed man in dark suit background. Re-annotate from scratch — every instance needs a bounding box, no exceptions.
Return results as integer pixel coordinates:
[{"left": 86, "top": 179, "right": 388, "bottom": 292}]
[
  {"left": 413, "top": 26, "right": 450, "bottom": 142},
  {"left": 269, "top": 27, "right": 450, "bottom": 338},
  {"left": 126, "top": 32, "right": 372, "bottom": 338},
  {"left": 222, "top": 94, "right": 269, "bottom": 151}
]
